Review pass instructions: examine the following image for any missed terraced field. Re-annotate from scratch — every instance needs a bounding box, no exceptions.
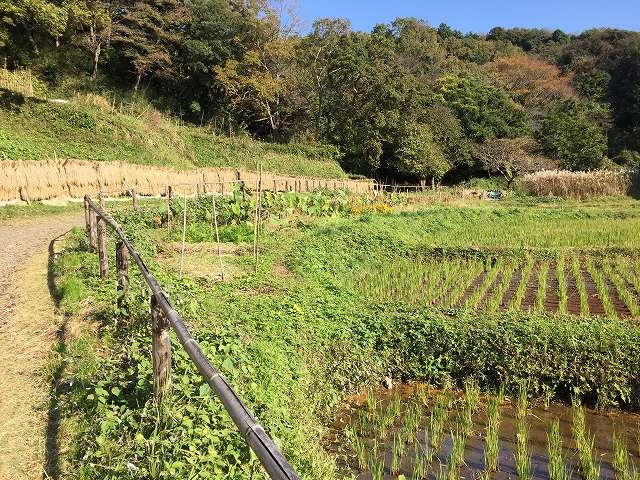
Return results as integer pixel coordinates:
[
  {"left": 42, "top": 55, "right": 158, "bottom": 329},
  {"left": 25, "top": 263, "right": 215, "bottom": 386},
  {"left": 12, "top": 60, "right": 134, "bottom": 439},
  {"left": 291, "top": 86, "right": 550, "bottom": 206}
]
[{"left": 358, "top": 255, "right": 640, "bottom": 319}]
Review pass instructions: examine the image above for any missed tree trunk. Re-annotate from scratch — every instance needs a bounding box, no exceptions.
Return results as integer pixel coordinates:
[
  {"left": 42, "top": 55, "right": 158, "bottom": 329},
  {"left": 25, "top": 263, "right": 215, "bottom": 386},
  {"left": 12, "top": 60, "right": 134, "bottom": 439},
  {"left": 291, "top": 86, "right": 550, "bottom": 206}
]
[
  {"left": 134, "top": 71, "right": 142, "bottom": 92},
  {"left": 91, "top": 43, "right": 101, "bottom": 81}
]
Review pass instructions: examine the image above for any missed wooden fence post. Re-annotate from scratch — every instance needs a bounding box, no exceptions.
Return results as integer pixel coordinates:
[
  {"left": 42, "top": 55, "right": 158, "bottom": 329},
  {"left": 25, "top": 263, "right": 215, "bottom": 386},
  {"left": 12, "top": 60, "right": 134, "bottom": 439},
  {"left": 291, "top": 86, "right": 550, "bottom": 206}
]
[
  {"left": 97, "top": 193, "right": 108, "bottom": 278},
  {"left": 151, "top": 295, "right": 172, "bottom": 403},
  {"left": 89, "top": 206, "right": 98, "bottom": 252},
  {"left": 116, "top": 241, "right": 129, "bottom": 312}
]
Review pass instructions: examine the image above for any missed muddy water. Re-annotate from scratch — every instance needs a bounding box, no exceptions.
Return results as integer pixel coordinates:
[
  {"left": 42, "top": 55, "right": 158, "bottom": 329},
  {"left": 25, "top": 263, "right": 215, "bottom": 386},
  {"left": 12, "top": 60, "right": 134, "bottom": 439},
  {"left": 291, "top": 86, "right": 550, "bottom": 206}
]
[{"left": 326, "top": 386, "right": 640, "bottom": 480}]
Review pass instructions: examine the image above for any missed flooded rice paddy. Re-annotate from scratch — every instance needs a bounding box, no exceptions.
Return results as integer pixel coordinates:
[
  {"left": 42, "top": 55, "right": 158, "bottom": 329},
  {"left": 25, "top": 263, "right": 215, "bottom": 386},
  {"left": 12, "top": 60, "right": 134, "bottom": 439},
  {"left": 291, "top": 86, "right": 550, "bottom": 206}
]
[{"left": 326, "top": 385, "right": 640, "bottom": 480}]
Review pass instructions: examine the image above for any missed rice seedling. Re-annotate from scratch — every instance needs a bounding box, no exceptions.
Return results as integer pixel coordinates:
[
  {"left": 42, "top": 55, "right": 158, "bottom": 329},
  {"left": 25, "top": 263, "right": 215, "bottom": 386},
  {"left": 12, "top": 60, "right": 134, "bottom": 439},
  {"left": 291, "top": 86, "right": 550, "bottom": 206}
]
[
  {"left": 516, "top": 380, "right": 528, "bottom": 420},
  {"left": 391, "top": 432, "right": 405, "bottom": 475},
  {"left": 486, "top": 259, "right": 519, "bottom": 312},
  {"left": 402, "top": 401, "right": 423, "bottom": 444},
  {"left": 460, "top": 379, "right": 480, "bottom": 435},
  {"left": 424, "top": 261, "right": 455, "bottom": 305},
  {"left": 535, "top": 260, "right": 550, "bottom": 311},
  {"left": 440, "top": 260, "right": 484, "bottom": 308},
  {"left": 354, "top": 431, "right": 367, "bottom": 470},
  {"left": 515, "top": 416, "right": 532, "bottom": 480},
  {"left": 429, "top": 393, "right": 450, "bottom": 454},
  {"left": 357, "top": 409, "right": 368, "bottom": 436},
  {"left": 585, "top": 257, "right": 616, "bottom": 317},
  {"left": 484, "top": 395, "right": 501, "bottom": 473},
  {"left": 615, "top": 256, "right": 640, "bottom": 300},
  {"left": 571, "top": 256, "right": 590, "bottom": 316},
  {"left": 602, "top": 258, "right": 640, "bottom": 317},
  {"left": 509, "top": 257, "right": 535, "bottom": 311},
  {"left": 369, "top": 453, "right": 385, "bottom": 480},
  {"left": 547, "top": 418, "right": 570, "bottom": 480},
  {"left": 572, "top": 403, "right": 600, "bottom": 480},
  {"left": 447, "top": 430, "right": 466, "bottom": 480},
  {"left": 612, "top": 431, "right": 631, "bottom": 480},
  {"left": 463, "top": 258, "right": 504, "bottom": 310},
  {"left": 413, "top": 441, "right": 430, "bottom": 479},
  {"left": 556, "top": 254, "right": 568, "bottom": 314},
  {"left": 366, "top": 387, "right": 377, "bottom": 415}
]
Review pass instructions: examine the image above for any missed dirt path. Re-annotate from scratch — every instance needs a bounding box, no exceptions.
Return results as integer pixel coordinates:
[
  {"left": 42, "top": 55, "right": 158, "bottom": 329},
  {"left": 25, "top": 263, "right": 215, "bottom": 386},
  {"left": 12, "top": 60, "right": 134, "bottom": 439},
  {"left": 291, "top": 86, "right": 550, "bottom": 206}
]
[{"left": 0, "top": 215, "right": 82, "bottom": 480}]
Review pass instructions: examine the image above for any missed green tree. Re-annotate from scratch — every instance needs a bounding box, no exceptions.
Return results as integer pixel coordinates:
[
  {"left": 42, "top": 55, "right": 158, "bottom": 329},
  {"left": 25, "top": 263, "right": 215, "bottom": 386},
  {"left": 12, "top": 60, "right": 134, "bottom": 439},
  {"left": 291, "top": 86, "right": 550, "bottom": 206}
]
[
  {"left": 111, "top": 0, "right": 188, "bottom": 91},
  {"left": 437, "top": 74, "right": 529, "bottom": 142},
  {"left": 68, "top": 0, "right": 114, "bottom": 80},
  {"left": 538, "top": 100, "right": 607, "bottom": 170},
  {"left": 395, "top": 122, "right": 449, "bottom": 183},
  {"left": 0, "top": 0, "right": 68, "bottom": 54}
]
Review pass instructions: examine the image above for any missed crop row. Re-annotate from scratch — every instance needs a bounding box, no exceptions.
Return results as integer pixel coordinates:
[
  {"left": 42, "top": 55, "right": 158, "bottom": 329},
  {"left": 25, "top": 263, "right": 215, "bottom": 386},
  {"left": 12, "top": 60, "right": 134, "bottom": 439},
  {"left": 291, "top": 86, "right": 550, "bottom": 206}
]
[
  {"left": 358, "top": 255, "right": 640, "bottom": 318},
  {"left": 344, "top": 384, "right": 640, "bottom": 480}
]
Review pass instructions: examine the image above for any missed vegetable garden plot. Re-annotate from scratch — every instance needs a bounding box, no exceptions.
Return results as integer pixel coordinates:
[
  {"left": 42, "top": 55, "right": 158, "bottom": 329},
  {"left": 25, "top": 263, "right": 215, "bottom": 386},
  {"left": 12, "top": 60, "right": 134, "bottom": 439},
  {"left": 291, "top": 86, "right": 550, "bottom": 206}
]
[{"left": 357, "top": 255, "right": 640, "bottom": 319}]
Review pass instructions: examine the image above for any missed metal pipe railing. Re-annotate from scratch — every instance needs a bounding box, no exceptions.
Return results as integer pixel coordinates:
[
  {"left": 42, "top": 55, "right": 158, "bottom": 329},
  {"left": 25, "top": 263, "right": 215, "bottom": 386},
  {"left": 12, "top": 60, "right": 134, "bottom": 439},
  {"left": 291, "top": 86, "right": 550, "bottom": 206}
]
[{"left": 84, "top": 194, "right": 300, "bottom": 480}]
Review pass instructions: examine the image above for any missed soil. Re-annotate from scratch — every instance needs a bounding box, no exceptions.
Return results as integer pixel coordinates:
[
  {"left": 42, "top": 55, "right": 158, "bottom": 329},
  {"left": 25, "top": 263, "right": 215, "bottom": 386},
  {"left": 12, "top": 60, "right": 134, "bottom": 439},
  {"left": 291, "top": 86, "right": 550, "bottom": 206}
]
[{"left": 0, "top": 214, "right": 82, "bottom": 480}]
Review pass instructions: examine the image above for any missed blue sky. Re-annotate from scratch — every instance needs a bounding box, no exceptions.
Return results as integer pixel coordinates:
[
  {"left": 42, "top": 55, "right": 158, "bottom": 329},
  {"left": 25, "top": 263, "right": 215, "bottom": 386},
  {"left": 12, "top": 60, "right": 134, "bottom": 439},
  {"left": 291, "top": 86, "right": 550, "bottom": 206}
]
[{"left": 298, "top": 0, "right": 640, "bottom": 34}]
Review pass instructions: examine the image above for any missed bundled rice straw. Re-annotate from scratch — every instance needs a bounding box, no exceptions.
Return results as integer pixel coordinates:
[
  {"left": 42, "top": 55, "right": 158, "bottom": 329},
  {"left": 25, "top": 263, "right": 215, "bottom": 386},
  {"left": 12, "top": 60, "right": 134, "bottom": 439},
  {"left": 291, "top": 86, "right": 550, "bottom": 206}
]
[{"left": 0, "top": 159, "right": 375, "bottom": 201}]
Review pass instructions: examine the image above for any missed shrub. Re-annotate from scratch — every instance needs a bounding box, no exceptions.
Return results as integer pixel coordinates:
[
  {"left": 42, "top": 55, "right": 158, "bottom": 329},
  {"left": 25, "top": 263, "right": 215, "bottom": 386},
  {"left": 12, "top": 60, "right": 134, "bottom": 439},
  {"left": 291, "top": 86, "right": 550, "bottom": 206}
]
[
  {"left": 376, "top": 307, "right": 640, "bottom": 407},
  {"left": 517, "top": 170, "right": 631, "bottom": 199}
]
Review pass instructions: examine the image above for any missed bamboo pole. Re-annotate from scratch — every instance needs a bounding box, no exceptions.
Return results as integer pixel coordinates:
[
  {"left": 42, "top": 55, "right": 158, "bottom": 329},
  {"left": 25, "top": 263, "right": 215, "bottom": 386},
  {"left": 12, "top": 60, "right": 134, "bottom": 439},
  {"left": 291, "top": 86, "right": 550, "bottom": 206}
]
[
  {"left": 211, "top": 194, "right": 225, "bottom": 281},
  {"left": 116, "top": 241, "right": 129, "bottom": 312},
  {"left": 254, "top": 165, "right": 263, "bottom": 273},
  {"left": 166, "top": 185, "right": 173, "bottom": 230},
  {"left": 179, "top": 190, "right": 187, "bottom": 279}
]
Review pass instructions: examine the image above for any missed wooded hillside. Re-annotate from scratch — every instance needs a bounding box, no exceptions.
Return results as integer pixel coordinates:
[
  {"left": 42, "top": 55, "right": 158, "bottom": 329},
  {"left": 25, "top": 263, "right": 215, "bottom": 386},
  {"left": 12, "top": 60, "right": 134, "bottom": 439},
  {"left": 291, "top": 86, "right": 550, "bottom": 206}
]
[{"left": 1, "top": 1, "right": 639, "bottom": 183}]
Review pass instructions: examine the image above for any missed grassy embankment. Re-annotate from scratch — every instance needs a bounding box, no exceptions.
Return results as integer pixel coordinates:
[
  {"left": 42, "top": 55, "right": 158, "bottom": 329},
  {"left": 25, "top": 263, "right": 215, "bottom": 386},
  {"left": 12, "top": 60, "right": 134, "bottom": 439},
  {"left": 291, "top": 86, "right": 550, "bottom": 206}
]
[
  {"left": 0, "top": 91, "right": 346, "bottom": 178},
  {"left": 50, "top": 193, "right": 640, "bottom": 479}
]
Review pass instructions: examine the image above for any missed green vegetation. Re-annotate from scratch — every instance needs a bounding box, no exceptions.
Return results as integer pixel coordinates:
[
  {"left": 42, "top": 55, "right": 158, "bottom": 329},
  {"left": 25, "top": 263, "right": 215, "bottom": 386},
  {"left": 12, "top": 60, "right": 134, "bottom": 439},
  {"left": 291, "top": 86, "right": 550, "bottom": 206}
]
[
  {"left": 49, "top": 191, "right": 640, "bottom": 478},
  {"left": 0, "top": 94, "right": 346, "bottom": 178},
  {"left": 3, "top": 2, "right": 640, "bottom": 182}
]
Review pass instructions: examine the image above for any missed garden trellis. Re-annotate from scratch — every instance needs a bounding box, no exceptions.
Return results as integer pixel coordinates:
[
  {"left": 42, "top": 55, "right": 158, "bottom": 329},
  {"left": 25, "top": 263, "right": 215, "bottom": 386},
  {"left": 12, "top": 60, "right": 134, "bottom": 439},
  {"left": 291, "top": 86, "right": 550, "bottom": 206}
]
[{"left": 83, "top": 193, "right": 300, "bottom": 480}]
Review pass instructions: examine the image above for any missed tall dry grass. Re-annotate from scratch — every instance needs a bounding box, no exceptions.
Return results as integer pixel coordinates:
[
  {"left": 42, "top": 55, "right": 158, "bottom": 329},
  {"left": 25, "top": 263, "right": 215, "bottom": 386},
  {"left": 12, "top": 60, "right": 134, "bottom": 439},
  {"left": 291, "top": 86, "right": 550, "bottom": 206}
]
[
  {"left": 517, "top": 170, "right": 632, "bottom": 199},
  {"left": 0, "top": 159, "right": 373, "bottom": 201}
]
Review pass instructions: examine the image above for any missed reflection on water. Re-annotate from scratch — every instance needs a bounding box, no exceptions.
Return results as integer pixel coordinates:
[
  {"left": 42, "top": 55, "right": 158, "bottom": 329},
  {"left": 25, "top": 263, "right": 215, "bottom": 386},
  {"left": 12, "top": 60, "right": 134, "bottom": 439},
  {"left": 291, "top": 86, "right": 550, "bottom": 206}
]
[{"left": 326, "top": 385, "right": 640, "bottom": 480}]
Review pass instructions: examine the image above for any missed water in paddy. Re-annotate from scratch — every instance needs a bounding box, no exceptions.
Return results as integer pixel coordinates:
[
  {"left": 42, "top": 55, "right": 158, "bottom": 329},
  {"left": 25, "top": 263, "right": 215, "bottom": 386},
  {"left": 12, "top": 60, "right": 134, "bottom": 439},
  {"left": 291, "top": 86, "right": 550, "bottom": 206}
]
[{"left": 326, "top": 385, "right": 640, "bottom": 480}]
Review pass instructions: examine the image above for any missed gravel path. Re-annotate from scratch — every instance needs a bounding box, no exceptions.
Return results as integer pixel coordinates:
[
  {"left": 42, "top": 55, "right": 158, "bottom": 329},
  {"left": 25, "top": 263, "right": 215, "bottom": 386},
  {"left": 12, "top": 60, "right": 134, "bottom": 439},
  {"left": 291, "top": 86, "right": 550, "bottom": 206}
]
[
  {"left": 0, "top": 214, "right": 82, "bottom": 480},
  {"left": 0, "top": 215, "right": 82, "bottom": 326}
]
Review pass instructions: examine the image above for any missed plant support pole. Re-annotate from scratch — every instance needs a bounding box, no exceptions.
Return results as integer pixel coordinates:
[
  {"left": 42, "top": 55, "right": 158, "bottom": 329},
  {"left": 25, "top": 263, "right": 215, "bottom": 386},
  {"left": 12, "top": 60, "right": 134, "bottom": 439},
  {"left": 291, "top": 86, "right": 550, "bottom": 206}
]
[
  {"left": 116, "top": 240, "right": 129, "bottom": 312},
  {"left": 211, "top": 194, "right": 225, "bottom": 281},
  {"left": 179, "top": 190, "right": 187, "bottom": 279}
]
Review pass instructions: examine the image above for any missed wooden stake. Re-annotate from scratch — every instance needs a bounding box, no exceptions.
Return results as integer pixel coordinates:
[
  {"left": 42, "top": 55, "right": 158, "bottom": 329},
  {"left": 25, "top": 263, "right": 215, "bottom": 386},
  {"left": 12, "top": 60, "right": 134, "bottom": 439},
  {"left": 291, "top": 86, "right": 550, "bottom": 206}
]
[
  {"left": 211, "top": 194, "right": 225, "bottom": 281},
  {"left": 151, "top": 295, "right": 171, "bottom": 404},
  {"left": 179, "top": 190, "right": 187, "bottom": 279},
  {"left": 131, "top": 188, "right": 138, "bottom": 210},
  {"left": 254, "top": 165, "right": 263, "bottom": 273},
  {"left": 97, "top": 193, "right": 108, "bottom": 278},
  {"left": 116, "top": 241, "right": 129, "bottom": 312},
  {"left": 166, "top": 185, "right": 173, "bottom": 230}
]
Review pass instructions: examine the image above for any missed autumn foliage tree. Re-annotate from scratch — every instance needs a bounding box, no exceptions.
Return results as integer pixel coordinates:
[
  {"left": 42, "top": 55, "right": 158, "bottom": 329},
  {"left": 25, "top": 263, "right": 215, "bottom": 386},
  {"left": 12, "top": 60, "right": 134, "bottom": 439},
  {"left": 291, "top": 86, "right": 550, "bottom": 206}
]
[{"left": 487, "top": 53, "right": 575, "bottom": 119}]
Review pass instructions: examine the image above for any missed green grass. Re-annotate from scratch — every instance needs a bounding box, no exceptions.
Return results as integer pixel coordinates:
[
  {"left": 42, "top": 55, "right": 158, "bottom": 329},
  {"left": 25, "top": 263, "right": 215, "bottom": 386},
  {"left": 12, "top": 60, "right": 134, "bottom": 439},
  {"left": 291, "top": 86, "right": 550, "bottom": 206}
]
[
  {"left": 0, "top": 93, "right": 346, "bottom": 178},
  {"left": 50, "top": 196, "right": 640, "bottom": 479},
  {"left": 0, "top": 201, "right": 82, "bottom": 223}
]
